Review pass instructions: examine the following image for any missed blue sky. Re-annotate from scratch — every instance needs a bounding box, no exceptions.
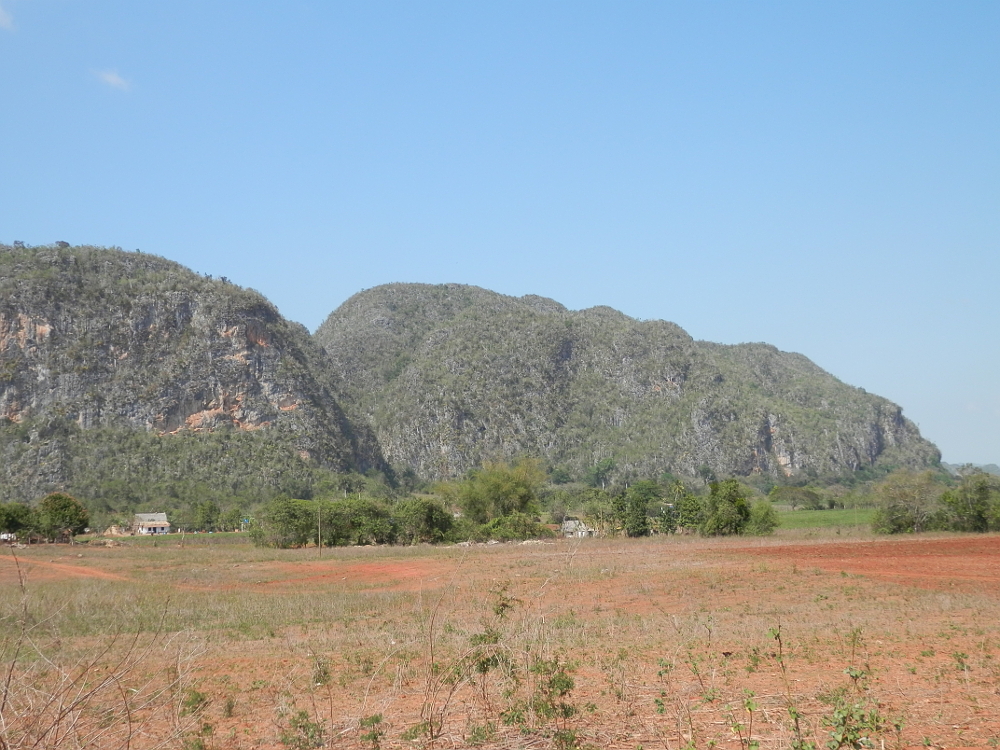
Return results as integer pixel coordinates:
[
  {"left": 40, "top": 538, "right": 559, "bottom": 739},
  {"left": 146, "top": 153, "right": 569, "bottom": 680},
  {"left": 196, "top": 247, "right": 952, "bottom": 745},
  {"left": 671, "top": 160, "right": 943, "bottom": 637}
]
[{"left": 1, "top": 2, "right": 997, "bottom": 464}]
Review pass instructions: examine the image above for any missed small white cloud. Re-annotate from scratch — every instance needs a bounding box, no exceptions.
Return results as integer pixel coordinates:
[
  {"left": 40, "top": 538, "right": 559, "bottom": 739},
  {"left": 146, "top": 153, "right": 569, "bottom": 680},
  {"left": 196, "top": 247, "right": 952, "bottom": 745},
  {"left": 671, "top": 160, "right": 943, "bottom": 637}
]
[
  {"left": 96, "top": 69, "right": 131, "bottom": 91},
  {"left": 0, "top": 3, "right": 14, "bottom": 30}
]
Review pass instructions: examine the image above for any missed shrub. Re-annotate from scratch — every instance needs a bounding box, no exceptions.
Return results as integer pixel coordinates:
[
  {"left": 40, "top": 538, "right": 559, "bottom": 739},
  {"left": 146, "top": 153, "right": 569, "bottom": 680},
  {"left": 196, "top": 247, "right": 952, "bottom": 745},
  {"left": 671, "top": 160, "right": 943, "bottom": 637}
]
[
  {"left": 458, "top": 459, "right": 545, "bottom": 524},
  {"left": 0, "top": 502, "right": 38, "bottom": 540},
  {"left": 249, "top": 496, "right": 315, "bottom": 548},
  {"left": 700, "top": 480, "right": 751, "bottom": 536},
  {"left": 870, "top": 471, "right": 945, "bottom": 534},
  {"left": 746, "top": 500, "right": 779, "bottom": 535},
  {"left": 940, "top": 471, "right": 1000, "bottom": 532},
  {"left": 38, "top": 492, "right": 90, "bottom": 541},
  {"left": 392, "top": 497, "right": 453, "bottom": 544},
  {"left": 475, "top": 512, "right": 555, "bottom": 542}
]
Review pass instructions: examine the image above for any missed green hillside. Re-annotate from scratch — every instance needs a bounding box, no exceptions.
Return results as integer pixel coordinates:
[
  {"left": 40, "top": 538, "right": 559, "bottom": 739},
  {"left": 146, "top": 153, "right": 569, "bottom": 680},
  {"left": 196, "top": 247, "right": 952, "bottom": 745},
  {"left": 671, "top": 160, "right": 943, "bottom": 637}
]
[
  {"left": 315, "top": 283, "right": 940, "bottom": 483},
  {"left": 0, "top": 244, "right": 377, "bottom": 508}
]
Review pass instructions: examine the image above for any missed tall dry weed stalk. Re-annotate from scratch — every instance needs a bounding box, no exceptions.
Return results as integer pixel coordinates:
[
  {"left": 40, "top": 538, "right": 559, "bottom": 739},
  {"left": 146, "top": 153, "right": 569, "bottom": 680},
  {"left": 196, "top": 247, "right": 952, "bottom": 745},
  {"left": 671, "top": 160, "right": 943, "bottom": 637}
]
[{"left": 0, "top": 548, "right": 201, "bottom": 749}]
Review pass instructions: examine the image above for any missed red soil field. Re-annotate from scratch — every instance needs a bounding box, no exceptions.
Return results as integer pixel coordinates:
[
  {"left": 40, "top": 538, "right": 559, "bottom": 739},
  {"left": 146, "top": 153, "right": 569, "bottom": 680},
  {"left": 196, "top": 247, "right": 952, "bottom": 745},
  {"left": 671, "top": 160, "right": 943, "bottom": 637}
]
[{"left": 3, "top": 534, "right": 999, "bottom": 749}]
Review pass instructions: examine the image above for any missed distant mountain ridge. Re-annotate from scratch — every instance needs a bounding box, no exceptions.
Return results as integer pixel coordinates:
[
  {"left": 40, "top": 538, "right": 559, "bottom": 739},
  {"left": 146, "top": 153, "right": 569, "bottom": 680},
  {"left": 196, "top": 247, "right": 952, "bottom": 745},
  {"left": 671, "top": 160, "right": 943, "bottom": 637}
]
[
  {"left": 315, "top": 283, "right": 940, "bottom": 482},
  {"left": 1, "top": 247, "right": 941, "bottom": 505},
  {"left": 942, "top": 462, "right": 1000, "bottom": 477}
]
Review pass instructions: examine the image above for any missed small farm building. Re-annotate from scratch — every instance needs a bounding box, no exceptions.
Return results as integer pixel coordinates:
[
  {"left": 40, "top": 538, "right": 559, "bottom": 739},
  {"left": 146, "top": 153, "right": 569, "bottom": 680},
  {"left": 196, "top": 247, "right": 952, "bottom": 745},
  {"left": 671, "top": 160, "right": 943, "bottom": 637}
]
[
  {"left": 133, "top": 513, "right": 171, "bottom": 535},
  {"left": 561, "top": 518, "right": 595, "bottom": 538}
]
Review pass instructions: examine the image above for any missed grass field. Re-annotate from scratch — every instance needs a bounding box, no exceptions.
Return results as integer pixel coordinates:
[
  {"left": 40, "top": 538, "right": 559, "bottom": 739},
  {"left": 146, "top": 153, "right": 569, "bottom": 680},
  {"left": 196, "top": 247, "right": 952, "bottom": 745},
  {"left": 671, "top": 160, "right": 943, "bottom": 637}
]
[
  {"left": 776, "top": 507, "right": 875, "bottom": 529},
  {"left": 2, "top": 532, "right": 999, "bottom": 749}
]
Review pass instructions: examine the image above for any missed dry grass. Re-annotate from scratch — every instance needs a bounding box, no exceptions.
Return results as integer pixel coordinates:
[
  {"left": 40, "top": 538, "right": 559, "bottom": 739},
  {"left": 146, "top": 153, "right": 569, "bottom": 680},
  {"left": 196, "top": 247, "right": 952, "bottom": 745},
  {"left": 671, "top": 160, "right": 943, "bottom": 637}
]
[{"left": 3, "top": 532, "right": 1000, "bottom": 748}]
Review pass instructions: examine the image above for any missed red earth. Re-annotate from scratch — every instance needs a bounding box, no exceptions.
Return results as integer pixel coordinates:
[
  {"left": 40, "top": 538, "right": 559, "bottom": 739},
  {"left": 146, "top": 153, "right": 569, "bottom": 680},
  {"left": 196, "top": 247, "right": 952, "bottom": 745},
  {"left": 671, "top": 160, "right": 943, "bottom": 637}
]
[{"left": 4, "top": 533, "right": 1000, "bottom": 749}]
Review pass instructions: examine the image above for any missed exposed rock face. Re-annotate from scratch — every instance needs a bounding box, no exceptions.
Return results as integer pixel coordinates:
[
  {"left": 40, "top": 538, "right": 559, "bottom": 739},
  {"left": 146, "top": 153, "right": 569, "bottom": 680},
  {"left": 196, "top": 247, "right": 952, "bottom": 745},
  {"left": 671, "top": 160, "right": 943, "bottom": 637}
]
[
  {"left": 0, "top": 245, "right": 368, "bottom": 501},
  {"left": 315, "top": 283, "right": 940, "bottom": 481},
  {"left": 0, "top": 248, "right": 942, "bottom": 501}
]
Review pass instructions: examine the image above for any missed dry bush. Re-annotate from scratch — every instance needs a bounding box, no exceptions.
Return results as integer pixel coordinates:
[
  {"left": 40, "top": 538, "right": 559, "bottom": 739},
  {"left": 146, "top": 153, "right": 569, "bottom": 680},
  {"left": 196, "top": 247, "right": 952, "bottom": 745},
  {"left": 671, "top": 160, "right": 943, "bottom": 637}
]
[{"left": 0, "top": 550, "right": 203, "bottom": 750}]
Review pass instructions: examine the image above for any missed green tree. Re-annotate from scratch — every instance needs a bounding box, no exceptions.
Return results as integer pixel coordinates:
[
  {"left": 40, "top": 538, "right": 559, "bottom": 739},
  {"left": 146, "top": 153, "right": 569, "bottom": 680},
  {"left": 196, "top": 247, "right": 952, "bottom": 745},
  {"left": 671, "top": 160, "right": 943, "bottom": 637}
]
[
  {"left": 475, "top": 512, "right": 554, "bottom": 542},
  {"left": 333, "top": 497, "right": 395, "bottom": 545},
  {"left": 746, "top": 499, "right": 779, "bottom": 535},
  {"left": 458, "top": 458, "right": 545, "bottom": 524},
  {"left": 696, "top": 465, "right": 717, "bottom": 486},
  {"left": 673, "top": 486, "right": 705, "bottom": 533},
  {"left": 871, "top": 470, "right": 945, "bottom": 534},
  {"left": 700, "top": 480, "right": 750, "bottom": 536},
  {"left": 617, "top": 480, "right": 659, "bottom": 537},
  {"left": 37, "top": 492, "right": 90, "bottom": 541},
  {"left": 585, "top": 458, "right": 616, "bottom": 490},
  {"left": 769, "top": 486, "right": 827, "bottom": 510},
  {"left": 219, "top": 506, "right": 245, "bottom": 532},
  {"left": 576, "top": 487, "right": 614, "bottom": 534},
  {"left": 549, "top": 466, "right": 573, "bottom": 485},
  {"left": 250, "top": 496, "right": 316, "bottom": 548},
  {"left": 393, "top": 497, "right": 453, "bottom": 544},
  {"left": 194, "top": 500, "right": 221, "bottom": 531},
  {"left": 941, "top": 471, "right": 1000, "bottom": 532},
  {"left": 0, "top": 502, "right": 38, "bottom": 539}
]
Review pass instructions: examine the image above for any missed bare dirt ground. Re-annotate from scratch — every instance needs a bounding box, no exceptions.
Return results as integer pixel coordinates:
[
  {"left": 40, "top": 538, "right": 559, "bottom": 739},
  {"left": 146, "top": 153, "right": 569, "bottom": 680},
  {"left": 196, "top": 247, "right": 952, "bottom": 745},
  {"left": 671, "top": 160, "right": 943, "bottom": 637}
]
[
  {"left": 3, "top": 533, "right": 999, "bottom": 749},
  {"left": 740, "top": 536, "right": 1000, "bottom": 592}
]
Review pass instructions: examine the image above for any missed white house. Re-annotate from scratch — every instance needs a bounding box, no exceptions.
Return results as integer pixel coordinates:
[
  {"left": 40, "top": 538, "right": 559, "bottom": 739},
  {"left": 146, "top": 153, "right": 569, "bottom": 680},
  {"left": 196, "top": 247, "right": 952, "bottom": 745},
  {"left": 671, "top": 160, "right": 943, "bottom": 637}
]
[{"left": 132, "top": 513, "right": 171, "bottom": 535}]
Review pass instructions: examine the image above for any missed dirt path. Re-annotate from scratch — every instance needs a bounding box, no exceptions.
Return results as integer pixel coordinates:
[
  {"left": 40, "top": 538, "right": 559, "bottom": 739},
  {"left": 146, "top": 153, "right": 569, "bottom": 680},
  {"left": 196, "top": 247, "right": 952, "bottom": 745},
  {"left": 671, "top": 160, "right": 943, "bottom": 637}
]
[{"left": 0, "top": 553, "right": 131, "bottom": 583}]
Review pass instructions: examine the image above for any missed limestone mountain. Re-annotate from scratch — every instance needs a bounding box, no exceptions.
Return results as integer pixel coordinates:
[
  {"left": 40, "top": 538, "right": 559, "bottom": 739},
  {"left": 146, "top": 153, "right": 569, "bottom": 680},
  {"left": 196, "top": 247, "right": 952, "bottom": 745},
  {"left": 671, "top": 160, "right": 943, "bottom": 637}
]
[
  {"left": 0, "top": 244, "right": 374, "bottom": 506},
  {"left": 315, "top": 283, "right": 940, "bottom": 482}
]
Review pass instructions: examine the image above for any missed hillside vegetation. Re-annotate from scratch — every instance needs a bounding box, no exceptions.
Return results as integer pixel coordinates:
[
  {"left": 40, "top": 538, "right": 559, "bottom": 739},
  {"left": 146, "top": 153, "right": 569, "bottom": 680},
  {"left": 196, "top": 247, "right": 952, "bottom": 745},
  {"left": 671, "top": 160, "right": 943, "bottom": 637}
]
[
  {"left": 315, "top": 283, "right": 939, "bottom": 483},
  {"left": 0, "top": 244, "right": 378, "bottom": 510},
  {"left": 1, "top": 247, "right": 945, "bottom": 532}
]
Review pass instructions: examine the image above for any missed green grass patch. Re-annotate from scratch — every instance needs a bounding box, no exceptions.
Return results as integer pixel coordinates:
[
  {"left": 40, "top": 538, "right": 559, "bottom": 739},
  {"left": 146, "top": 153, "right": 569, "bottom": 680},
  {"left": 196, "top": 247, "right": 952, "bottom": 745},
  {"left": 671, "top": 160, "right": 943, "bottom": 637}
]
[{"left": 777, "top": 507, "right": 874, "bottom": 529}]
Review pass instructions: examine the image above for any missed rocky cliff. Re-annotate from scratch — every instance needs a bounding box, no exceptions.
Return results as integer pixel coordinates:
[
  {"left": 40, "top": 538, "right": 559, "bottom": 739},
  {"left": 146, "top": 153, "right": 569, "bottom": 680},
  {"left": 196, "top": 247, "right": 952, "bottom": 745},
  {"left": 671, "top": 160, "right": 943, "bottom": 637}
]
[
  {"left": 0, "top": 249, "right": 941, "bottom": 504},
  {"left": 0, "top": 244, "right": 371, "bottom": 503},
  {"left": 315, "top": 283, "right": 940, "bottom": 481}
]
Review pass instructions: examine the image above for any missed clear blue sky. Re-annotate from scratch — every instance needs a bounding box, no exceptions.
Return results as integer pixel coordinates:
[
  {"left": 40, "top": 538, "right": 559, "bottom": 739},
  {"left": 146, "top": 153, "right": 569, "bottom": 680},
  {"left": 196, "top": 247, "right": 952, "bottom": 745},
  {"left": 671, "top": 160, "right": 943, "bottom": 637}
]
[{"left": 1, "top": 2, "right": 997, "bottom": 464}]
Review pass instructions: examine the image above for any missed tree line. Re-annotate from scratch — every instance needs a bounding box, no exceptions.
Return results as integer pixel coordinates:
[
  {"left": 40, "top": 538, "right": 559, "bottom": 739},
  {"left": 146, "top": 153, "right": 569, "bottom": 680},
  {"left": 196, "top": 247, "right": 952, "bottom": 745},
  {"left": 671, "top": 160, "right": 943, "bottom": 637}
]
[
  {"left": 14, "top": 459, "right": 997, "bottom": 548},
  {"left": 0, "top": 493, "right": 90, "bottom": 542},
  {"left": 869, "top": 467, "right": 1000, "bottom": 534},
  {"left": 247, "top": 458, "right": 779, "bottom": 549}
]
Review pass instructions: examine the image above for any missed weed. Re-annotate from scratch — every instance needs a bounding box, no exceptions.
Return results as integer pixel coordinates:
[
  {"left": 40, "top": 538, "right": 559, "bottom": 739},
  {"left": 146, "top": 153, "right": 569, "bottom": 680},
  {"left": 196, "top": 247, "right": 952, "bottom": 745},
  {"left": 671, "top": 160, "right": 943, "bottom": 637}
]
[
  {"left": 601, "top": 647, "right": 632, "bottom": 703},
  {"left": 726, "top": 690, "right": 760, "bottom": 750},
  {"left": 553, "top": 727, "right": 580, "bottom": 749},
  {"left": 466, "top": 722, "right": 497, "bottom": 745},
  {"left": 952, "top": 652, "right": 970, "bottom": 672},
  {"left": 500, "top": 704, "right": 526, "bottom": 727},
  {"left": 280, "top": 710, "right": 325, "bottom": 749},
  {"left": 401, "top": 721, "right": 431, "bottom": 740},
  {"left": 0, "top": 549, "right": 198, "bottom": 749},
  {"left": 490, "top": 581, "right": 521, "bottom": 618},
  {"left": 531, "top": 654, "right": 579, "bottom": 734},
  {"left": 312, "top": 656, "right": 331, "bottom": 686},
  {"left": 657, "top": 657, "right": 675, "bottom": 680},
  {"left": 824, "top": 702, "right": 886, "bottom": 750},
  {"left": 181, "top": 687, "right": 209, "bottom": 716},
  {"left": 359, "top": 713, "right": 386, "bottom": 750}
]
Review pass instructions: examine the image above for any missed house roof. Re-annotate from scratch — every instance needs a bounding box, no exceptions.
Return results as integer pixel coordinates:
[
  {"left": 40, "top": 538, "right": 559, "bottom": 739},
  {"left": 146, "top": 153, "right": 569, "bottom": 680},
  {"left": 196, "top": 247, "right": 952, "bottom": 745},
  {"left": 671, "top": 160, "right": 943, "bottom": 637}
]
[{"left": 134, "top": 513, "right": 169, "bottom": 524}]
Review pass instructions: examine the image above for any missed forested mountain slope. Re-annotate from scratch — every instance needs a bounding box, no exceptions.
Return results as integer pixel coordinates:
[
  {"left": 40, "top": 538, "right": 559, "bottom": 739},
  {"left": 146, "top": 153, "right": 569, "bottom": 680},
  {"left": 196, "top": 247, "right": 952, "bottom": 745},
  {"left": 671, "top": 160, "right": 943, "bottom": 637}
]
[
  {"left": 315, "top": 283, "right": 940, "bottom": 481},
  {"left": 0, "top": 244, "right": 374, "bottom": 506}
]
